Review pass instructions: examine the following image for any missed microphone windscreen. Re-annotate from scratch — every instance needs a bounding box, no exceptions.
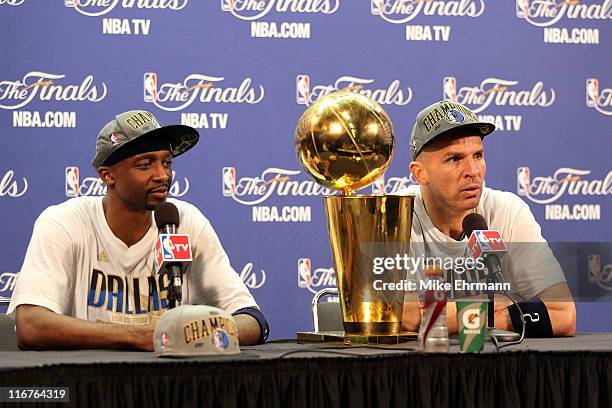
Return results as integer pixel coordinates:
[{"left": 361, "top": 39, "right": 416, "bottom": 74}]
[
  {"left": 155, "top": 202, "right": 180, "bottom": 228},
  {"left": 462, "top": 213, "right": 488, "bottom": 236}
]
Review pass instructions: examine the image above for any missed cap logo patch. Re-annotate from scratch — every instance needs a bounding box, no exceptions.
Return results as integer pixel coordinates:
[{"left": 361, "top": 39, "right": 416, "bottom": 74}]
[
  {"left": 160, "top": 332, "right": 168, "bottom": 350},
  {"left": 445, "top": 109, "right": 464, "bottom": 125},
  {"left": 211, "top": 329, "right": 231, "bottom": 351},
  {"left": 110, "top": 132, "right": 120, "bottom": 146}
]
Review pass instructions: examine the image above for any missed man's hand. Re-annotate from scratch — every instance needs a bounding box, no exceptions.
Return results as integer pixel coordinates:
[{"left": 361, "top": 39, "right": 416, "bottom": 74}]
[
  {"left": 402, "top": 300, "right": 421, "bottom": 332},
  {"left": 401, "top": 291, "right": 421, "bottom": 332},
  {"left": 16, "top": 304, "right": 155, "bottom": 351}
]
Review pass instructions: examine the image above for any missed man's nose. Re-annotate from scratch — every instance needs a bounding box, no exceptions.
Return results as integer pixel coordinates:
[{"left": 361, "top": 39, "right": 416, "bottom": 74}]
[
  {"left": 464, "top": 157, "right": 480, "bottom": 178},
  {"left": 153, "top": 162, "right": 170, "bottom": 182}
]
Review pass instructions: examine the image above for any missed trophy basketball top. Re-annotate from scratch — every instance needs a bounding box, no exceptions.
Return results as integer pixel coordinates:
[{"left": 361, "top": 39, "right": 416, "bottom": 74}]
[{"left": 294, "top": 91, "right": 395, "bottom": 195}]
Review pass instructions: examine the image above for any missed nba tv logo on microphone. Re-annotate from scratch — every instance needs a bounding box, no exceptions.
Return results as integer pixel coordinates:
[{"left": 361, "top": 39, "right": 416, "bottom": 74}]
[
  {"left": 154, "top": 234, "right": 192, "bottom": 273},
  {"left": 467, "top": 230, "right": 506, "bottom": 260}
]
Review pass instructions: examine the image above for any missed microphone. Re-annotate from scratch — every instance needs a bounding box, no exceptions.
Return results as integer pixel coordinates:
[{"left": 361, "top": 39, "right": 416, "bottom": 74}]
[
  {"left": 156, "top": 201, "right": 180, "bottom": 234},
  {"left": 462, "top": 213, "right": 487, "bottom": 237},
  {"left": 461, "top": 213, "right": 520, "bottom": 343},
  {"left": 154, "top": 202, "right": 192, "bottom": 307},
  {"left": 462, "top": 213, "right": 507, "bottom": 283}
]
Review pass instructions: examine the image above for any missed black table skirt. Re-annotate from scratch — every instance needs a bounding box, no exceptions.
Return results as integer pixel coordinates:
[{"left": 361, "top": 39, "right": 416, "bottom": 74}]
[{"left": 1, "top": 349, "right": 611, "bottom": 408}]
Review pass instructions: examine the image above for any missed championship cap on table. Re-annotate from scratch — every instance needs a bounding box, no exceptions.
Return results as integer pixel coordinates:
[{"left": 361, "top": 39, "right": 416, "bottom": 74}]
[{"left": 153, "top": 305, "right": 241, "bottom": 357}]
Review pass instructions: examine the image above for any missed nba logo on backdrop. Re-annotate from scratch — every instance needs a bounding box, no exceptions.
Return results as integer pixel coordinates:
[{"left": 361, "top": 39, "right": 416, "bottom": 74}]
[
  {"left": 588, "top": 254, "right": 612, "bottom": 289},
  {"left": 586, "top": 79, "right": 599, "bottom": 107},
  {"left": 372, "top": 175, "right": 385, "bottom": 194},
  {"left": 221, "top": 0, "right": 232, "bottom": 12},
  {"left": 65, "top": 167, "right": 79, "bottom": 197},
  {"left": 585, "top": 78, "right": 612, "bottom": 115},
  {"left": 588, "top": 254, "right": 601, "bottom": 284},
  {"left": 370, "top": 0, "right": 383, "bottom": 15},
  {"left": 222, "top": 167, "right": 236, "bottom": 197},
  {"left": 296, "top": 75, "right": 310, "bottom": 105},
  {"left": 443, "top": 77, "right": 457, "bottom": 102},
  {"left": 517, "top": 167, "right": 530, "bottom": 196},
  {"left": 297, "top": 258, "right": 311, "bottom": 288},
  {"left": 144, "top": 72, "right": 158, "bottom": 102},
  {"left": 515, "top": 0, "right": 529, "bottom": 18},
  {"left": 297, "top": 258, "right": 337, "bottom": 293}
]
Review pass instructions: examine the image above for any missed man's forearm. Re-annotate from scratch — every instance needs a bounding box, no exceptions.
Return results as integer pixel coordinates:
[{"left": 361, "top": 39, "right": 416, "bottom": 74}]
[
  {"left": 458, "top": 295, "right": 576, "bottom": 337},
  {"left": 495, "top": 300, "right": 576, "bottom": 337},
  {"left": 16, "top": 304, "right": 154, "bottom": 351},
  {"left": 537, "top": 283, "right": 576, "bottom": 336},
  {"left": 495, "top": 282, "right": 576, "bottom": 337},
  {"left": 233, "top": 314, "right": 262, "bottom": 346}
]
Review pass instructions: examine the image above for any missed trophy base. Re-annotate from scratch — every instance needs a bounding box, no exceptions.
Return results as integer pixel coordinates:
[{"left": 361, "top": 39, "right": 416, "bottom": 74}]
[
  {"left": 344, "top": 332, "right": 417, "bottom": 345},
  {"left": 296, "top": 331, "right": 417, "bottom": 345},
  {"left": 343, "top": 321, "right": 402, "bottom": 336}
]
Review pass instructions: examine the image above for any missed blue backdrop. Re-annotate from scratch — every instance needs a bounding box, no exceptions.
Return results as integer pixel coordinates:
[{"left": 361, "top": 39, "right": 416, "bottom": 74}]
[{"left": 0, "top": 1, "right": 610, "bottom": 338}]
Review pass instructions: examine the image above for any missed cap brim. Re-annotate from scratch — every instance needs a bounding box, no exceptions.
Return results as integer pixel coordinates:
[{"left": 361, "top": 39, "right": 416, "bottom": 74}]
[
  {"left": 156, "top": 350, "right": 242, "bottom": 358},
  {"left": 472, "top": 121, "right": 496, "bottom": 137},
  {"left": 99, "top": 124, "right": 199, "bottom": 168},
  {"left": 437, "top": 121, "right": 495, "bottom": 140},
  {"left": 142, "top": 124, "right": 200, "bottom": 159}
]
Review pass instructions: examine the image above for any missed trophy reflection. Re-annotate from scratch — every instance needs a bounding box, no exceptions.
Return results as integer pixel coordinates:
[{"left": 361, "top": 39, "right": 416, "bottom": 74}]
[{"left": 295, "top": 91, "right": 414, "bottom": 343}]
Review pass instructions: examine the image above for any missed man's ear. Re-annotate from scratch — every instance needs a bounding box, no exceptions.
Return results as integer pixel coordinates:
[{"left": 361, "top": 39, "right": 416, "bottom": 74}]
[
  {"left": 98, "top": 167, "right": 114, "bottom": 187},
  {"left": 409, "top": 160, "right": 428, "bottom": 185}
]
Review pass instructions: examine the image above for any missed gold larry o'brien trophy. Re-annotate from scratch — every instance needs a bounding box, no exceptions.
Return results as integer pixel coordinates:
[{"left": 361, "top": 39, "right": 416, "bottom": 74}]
[{"left": 295, "top": 91, "right": 415, "bottom": 344}]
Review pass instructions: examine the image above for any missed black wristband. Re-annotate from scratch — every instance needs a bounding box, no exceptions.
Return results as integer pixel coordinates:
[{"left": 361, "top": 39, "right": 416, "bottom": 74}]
[
  {"left": 507, "top": 298, "right": 553, "bottom": 338},
  {"left": 232, "top": 307, "right": 269, "bottom": 344}
]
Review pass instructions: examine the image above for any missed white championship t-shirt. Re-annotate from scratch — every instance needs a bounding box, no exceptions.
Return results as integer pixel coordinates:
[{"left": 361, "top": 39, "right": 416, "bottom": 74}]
[
  {"left": 8, "top": 197, "right": 258, "bottom": 325},
  {"left": 404, "top": 185, "right": 566, "bottom": 300}
]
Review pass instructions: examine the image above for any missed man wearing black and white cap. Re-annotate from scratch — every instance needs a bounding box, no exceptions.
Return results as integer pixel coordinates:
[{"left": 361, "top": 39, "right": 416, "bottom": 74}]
[
  {"left": 402, "top": 100, "right": 575, "bottom": 337},
  {"left": 9, "top": 110, "right": 268, "bottom": 350}
]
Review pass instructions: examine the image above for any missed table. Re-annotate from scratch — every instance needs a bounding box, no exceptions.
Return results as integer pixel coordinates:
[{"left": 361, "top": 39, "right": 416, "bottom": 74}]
[{"left": 0, "top": 333, "right": 611, "bottom": 407}]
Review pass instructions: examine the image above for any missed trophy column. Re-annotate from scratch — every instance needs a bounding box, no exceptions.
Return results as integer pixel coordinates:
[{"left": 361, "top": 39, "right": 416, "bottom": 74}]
[{"left": 325, "top": 195, "right": 413, "bottom": 338}]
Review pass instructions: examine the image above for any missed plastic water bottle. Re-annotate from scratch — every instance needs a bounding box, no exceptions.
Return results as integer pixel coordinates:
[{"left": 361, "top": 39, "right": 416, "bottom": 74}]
[{"left": 418, "top": 266, "right": 449, "bottom": 353}]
